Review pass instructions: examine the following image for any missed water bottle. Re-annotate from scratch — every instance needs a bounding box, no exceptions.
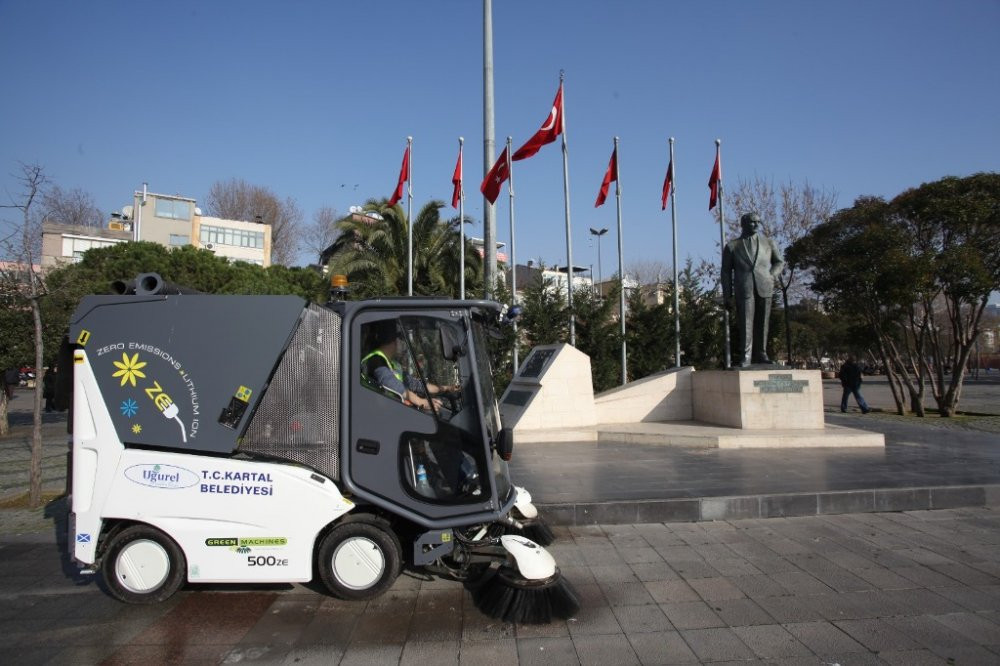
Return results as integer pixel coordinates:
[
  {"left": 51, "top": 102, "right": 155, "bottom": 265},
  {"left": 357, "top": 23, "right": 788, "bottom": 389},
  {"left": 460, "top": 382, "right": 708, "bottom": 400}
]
[{"left": 416, "top": 464, "right": 430, "bottom": 494}]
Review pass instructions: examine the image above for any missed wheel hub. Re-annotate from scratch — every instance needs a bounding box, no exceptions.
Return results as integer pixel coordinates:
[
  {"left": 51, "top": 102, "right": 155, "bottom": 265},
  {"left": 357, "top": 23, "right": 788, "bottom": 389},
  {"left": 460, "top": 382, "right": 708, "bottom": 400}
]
[
  {"left": 332, "top": 536, "right": 385, "bottom": 590},
  {"left": 115, "top": 538, "right": 171, "bottom": 593}
]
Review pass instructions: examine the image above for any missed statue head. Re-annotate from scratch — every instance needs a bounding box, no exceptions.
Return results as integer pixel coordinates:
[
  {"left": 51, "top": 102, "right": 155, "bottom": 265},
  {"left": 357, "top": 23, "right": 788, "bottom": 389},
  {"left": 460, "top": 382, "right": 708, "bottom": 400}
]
[{"left": 740, "top": 212, "right": 761, "bottom": 236}]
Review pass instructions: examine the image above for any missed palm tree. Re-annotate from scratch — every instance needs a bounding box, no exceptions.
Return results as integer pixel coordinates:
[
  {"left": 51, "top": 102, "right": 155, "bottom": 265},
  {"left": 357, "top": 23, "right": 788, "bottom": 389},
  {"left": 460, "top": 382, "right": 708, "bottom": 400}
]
[{"left": 325, "top": 198, "right": 481, "bottom": 298}]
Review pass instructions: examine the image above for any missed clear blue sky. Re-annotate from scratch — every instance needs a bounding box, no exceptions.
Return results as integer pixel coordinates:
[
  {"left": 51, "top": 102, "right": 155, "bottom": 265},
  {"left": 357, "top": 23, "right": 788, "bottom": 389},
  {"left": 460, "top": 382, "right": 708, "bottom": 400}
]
[{"left": 2, "top": 0, "right": 998, "bottom": 275}]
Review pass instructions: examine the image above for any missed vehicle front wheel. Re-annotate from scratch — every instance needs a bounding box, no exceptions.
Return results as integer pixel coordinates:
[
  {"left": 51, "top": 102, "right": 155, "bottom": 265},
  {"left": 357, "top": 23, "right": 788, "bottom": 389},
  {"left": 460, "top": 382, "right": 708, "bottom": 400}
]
[
  {"left": 317, "top": 520, "right": 402, "bottom": 600},
  {"left": 101, "top": 524, "right": 187, "bottom": 604}
]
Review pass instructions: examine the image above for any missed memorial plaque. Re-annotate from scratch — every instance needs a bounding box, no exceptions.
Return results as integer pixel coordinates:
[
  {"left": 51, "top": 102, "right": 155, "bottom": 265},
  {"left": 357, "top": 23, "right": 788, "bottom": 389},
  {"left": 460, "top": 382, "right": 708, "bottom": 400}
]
[
  {"left": 518, "top": 349, "right": 555, "bottom": 379},
  {"left": 502, "top": 390, "right": 533, "bottom": 407},
  {"left": 753, "top": 373, "right": 810, "bottom": 394}
]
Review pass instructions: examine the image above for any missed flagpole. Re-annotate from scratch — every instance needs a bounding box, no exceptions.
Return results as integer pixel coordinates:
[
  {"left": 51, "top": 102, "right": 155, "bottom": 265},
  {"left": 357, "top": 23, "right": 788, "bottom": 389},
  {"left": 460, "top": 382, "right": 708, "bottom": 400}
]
[
  {"left": 482, "top": 0, "right": 497, "bottom": 299},
  {"left": 716, "top": 138, "right": 731, "bottom": 369},
  {"left": 669, "top": 137, "right": 680, "bottom": 368},
  {"left": 613, "top": 136, "right": 626, "bottom": 385},
  {"left": 458, "top": 137, "right": 466, "bottom": 300},
  {"left": 559, "top": 72, "right": 576, "bottom": 346},
  {"left": 506, "top": 137, "right": 519, "bottom": 372},
  {"left": 406, "top": 136, "right": 413, "bottom": 296}
]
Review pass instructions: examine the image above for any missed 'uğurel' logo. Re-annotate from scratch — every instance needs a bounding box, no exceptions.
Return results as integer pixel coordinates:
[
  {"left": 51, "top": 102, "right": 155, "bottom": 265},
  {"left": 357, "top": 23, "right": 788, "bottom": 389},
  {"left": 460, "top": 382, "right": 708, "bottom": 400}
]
[{"left": 125, "top": 464, "right": 199, "bottom": 489}]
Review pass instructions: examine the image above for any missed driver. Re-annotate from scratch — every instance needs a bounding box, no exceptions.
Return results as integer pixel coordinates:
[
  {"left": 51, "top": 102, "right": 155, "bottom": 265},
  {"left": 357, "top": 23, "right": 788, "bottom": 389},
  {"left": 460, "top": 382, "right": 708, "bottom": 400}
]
[{"left": 361, "top": 320, "right": 456, "bottom": 411}]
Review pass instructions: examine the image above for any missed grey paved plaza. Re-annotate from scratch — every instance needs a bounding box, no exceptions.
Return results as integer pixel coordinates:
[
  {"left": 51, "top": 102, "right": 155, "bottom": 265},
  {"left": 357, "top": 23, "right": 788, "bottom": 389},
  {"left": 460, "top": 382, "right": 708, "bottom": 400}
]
[{"left": 1, "top": 378, "right": 999, "bottom": 664}]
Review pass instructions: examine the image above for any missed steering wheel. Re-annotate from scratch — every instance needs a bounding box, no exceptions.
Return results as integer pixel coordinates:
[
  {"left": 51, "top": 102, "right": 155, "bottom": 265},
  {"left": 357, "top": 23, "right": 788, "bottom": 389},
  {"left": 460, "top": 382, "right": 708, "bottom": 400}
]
[{"left": 435, "top": 389, "right": 462, "bottom": 422}]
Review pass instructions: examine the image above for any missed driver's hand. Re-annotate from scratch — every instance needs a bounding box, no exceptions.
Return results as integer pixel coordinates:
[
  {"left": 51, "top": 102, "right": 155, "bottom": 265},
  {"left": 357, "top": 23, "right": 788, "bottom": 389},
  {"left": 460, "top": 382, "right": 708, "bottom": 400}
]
[{"left": 431, "top": 397, "right": 443, "bottom": 410}]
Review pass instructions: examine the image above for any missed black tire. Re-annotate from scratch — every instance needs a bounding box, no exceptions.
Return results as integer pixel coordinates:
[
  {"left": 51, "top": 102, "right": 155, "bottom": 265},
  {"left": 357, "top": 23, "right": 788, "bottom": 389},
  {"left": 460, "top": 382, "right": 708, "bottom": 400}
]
[
  {"left": 317, "top": 520, "right": 402, "bottom": 600},
  {"left": 101, "top": 524, "right": 187, "bottom": 604}
]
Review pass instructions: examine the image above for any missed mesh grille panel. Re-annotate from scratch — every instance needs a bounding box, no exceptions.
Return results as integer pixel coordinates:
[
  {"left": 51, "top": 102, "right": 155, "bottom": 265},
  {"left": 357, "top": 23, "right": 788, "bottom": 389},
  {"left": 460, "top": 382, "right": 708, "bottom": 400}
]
[{"left": 240, "top": 304, "right": 341, "bottom": 480}]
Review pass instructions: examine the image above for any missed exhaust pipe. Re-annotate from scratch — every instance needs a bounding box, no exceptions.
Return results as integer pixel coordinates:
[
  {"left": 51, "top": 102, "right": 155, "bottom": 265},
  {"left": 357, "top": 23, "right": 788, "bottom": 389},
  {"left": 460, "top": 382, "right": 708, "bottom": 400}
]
[{"left": 110, "top": 273, "right": 202, "bottom": 296}]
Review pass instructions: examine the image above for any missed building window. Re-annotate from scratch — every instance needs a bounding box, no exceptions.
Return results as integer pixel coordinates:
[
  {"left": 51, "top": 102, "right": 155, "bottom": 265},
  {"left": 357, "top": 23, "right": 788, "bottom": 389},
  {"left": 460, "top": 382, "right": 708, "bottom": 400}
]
[
  {"left": 199, "top": 225, "right": 264, "bottom": 249},
  {"left": 169, "top": 234, "right": 189, "bottom": 246},
  {"left": 61, "top": 236, "right": 122, "bottom": 262},
  {"left": 154, "top": 198, "right": 192, "bottom": 221}
]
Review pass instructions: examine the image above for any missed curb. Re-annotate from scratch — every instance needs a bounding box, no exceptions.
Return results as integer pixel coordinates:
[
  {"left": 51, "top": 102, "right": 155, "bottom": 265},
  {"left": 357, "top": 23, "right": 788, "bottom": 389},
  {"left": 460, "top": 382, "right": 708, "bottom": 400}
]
[{"left": 539, "top": 483, "right": 1000, "bottom": 526}]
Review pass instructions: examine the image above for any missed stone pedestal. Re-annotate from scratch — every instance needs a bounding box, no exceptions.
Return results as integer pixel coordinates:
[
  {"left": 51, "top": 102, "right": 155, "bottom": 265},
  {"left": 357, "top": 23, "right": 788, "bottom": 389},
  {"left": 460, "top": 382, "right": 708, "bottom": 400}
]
[
  {"left": 692, "top": 369, "right": 824, "bottom": 430},
  {"left": 499, "top": 344, "right": 596, "bottom": 432}
]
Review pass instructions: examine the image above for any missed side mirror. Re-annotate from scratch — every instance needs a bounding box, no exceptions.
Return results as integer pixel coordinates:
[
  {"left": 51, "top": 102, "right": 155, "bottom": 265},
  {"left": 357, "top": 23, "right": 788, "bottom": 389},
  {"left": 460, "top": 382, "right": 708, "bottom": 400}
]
[
  {"left": 495, "top": 427, "right": 514, "bottom": 461},
  {"left": 440, "top": 325, "right": 466, "bottom": 361}
]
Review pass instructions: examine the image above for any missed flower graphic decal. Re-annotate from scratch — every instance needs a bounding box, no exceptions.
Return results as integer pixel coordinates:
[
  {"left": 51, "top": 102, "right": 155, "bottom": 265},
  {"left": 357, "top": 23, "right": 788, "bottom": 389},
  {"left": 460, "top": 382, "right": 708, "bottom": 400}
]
[
  {"left": 112, "top": 353, "right": 147, "bottom": 387},
  {"left": 132, "top": 424, "right": 143, "bottom": 434},
  {"left": 120, "top": 398, "right": 139, "bottom": 418}
]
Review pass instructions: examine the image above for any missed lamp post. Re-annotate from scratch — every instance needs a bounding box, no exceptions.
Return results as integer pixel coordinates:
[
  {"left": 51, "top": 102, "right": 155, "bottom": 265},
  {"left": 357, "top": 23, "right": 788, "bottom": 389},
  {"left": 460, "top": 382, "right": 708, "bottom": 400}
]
[{"left": 589, "top": 227, "right": 608, "bottom": 298}]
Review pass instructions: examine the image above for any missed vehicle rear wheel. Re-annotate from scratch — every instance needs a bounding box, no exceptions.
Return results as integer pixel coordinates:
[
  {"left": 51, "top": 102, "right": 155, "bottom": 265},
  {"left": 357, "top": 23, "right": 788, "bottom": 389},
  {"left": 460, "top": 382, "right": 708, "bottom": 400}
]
[
  {"left": 317, "top": 521, "right": 402, "bottom": 600},
  {"left": 101, "top": 524, "right": 187, "bottom": 604}
]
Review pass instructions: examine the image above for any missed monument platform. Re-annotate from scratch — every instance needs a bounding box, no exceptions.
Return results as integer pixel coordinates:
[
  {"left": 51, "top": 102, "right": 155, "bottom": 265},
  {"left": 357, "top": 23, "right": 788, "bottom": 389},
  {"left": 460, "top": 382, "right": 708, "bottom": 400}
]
[
  {"left": 502, "top": 347, "right": 884, "bottom": 448},
  {"left": 515, "top": 420, "right": 884, "bottom": 447}
]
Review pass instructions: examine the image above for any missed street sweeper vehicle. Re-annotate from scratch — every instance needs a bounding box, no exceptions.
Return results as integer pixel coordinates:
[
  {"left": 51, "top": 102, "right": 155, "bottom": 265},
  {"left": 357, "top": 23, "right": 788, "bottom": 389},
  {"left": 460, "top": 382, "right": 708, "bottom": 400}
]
[{"left": 65, "top": 273, "right": 576, "bottom": 623}]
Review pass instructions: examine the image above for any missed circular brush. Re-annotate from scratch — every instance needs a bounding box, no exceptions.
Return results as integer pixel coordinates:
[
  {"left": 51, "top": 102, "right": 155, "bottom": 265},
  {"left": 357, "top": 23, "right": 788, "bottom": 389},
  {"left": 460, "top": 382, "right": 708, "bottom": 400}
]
[{"left": 470, "top": 566, "right": 580, "bottom": 624}]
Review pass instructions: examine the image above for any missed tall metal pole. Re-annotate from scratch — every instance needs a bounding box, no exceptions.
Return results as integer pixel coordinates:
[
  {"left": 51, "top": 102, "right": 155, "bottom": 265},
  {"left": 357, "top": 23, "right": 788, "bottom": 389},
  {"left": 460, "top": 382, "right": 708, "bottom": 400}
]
[
  {"left": 669, "top": 137, "right": 680, "bottom": 368},
  {"left": 458, "top": 136, "right": 466, "bottom": 300},
  {"left": 482, "top": 0, "right": 497, "bottom": 299},
  {"left": 614, "top": 137, "right": 626, "bottom": 385},
  {"left": 593, "top": 229, "right": 606, "bottom": 294},
  {"left": 406, "top": 136, "right": 413, "bottom": 296},
  {"left": 559, "top": 73, "right": 576, "bottom": 346},
  {"left": 506, "top": 137, "right": 519, "bottom": 371},
  {"left": 716, "top": 139, "right": 731, "bottom": 369}
]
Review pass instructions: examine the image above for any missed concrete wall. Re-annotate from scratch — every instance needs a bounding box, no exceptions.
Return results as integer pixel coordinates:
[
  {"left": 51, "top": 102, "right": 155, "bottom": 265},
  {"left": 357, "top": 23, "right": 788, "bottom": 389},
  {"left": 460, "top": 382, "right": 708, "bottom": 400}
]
[{"left": 594, "top": 367, "right": 693, "bottom": 423}]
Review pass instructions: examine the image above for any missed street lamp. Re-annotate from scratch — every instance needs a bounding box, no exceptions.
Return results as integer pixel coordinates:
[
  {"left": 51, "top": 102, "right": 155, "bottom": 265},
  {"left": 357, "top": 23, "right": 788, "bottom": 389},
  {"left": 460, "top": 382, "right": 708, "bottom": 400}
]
[{"left": 589, "top": 227, "right": 608, "bottom": 297}]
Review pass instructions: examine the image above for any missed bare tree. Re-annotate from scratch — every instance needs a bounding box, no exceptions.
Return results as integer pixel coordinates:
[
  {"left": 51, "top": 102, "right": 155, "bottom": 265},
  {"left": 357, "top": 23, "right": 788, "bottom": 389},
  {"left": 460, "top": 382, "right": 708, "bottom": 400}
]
[
  {"left": 0, "top": 163, "right": 49, "bottom": 507},
  {"left": 205, "top": 179, "right": 303, "bottom": 265},
  {"left": 301, "top": 205, "right": 340, "bottom": 265},
  {"left": 42, "top": 185, "right": 104, "bottom": 227},
  {"left": 626, "top": 259, "right": 673, "bottom": 288},
  {"left": 727, "top": 176, "right": 837, "bottom": 363}
]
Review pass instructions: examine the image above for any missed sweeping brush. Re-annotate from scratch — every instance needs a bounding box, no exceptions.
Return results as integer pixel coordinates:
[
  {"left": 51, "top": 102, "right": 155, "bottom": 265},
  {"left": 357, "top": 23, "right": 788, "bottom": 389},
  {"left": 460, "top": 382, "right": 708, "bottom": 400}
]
[
  {"left": 470, "top": 566, "right": 580, "bottom": 624},
  {"left": 504, "top": 517, "right": 556, "bottom": 547}
]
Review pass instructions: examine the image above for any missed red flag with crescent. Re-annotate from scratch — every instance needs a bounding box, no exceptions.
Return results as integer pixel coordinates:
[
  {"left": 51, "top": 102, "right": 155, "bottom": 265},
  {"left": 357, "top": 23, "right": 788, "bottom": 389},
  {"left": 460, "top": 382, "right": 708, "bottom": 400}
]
[
  {"left": 389, "top": 145, "right": 409, "bottom": 206},
  {"left": 661, "top": 158, "right": 673, "bottom": 210},
  {"left": 708, "top": 146, "right": 721, "bottom": 210},
  {"left": 595, "top": 146, "right": 617, "bottom": 207},
  {"left": 512, "top": 83, "right": 563, "bottom": 161},
  {"left": 451, "top": 146, "right": 462, "bottom": 209},
  {"left": 480, "top": 147, "right": 510, "bottom": 204}
]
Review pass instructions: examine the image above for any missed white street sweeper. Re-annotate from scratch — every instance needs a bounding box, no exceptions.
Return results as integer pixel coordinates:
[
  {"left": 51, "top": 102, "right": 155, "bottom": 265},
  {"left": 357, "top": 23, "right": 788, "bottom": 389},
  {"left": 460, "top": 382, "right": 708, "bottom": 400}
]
[{"left": 65, "top": 273, "right": 576, "bottom": 624}]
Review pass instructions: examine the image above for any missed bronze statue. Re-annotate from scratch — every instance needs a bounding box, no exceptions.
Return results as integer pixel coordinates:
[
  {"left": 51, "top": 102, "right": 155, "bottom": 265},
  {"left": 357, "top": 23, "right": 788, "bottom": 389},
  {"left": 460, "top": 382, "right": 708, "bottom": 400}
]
[{"left": 721, "top": 213, "right": 784, "bottom": 367}]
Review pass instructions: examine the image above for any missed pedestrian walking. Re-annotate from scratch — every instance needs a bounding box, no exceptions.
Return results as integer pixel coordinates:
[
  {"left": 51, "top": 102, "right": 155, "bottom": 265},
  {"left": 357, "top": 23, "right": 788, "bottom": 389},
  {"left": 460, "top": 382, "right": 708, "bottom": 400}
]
[{"left": 839, "top": 355, "right": 870, "bottom": 413}]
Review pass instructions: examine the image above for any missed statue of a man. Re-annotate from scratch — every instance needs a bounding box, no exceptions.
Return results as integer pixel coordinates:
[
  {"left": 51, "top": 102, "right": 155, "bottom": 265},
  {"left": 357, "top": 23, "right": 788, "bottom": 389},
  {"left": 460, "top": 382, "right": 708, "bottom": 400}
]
[{"left": 721, "top": 213, "right": 785, "bottom": 367}]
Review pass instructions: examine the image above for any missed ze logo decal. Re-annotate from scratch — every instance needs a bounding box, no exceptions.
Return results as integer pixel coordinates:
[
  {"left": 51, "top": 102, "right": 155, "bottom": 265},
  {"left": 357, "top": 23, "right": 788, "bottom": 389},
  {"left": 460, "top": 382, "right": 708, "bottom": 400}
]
[{"left": 124, "top": 464, "right": 199, "bottom": 489}]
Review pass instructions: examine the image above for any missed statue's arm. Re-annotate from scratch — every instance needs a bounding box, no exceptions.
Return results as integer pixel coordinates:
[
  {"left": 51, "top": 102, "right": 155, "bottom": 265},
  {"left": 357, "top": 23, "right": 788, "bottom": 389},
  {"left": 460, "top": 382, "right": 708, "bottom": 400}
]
[
  {"left": 769, "top": 238, "right": 785, "bottom": 278},
  {"left": 721, "top": 244, "right": 733, "bottom": 300}
]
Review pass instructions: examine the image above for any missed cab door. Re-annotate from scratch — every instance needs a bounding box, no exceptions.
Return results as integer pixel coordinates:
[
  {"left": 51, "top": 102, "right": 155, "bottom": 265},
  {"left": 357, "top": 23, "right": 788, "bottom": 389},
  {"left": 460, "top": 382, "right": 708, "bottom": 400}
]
[{"left": 345, "top": 308, "right": 497, "bottom": 526}]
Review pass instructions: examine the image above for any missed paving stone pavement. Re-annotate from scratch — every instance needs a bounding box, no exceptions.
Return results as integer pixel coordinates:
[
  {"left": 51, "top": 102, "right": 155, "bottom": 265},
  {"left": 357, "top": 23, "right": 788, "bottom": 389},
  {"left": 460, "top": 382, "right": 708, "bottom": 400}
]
[{"left": 2, "top": 508, "right": 999, "bottom": 665}]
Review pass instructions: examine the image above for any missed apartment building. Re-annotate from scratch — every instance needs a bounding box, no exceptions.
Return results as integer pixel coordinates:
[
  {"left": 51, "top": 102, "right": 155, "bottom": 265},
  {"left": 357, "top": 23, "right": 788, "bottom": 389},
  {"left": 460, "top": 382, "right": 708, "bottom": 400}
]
[
  {"left": 129, "top": 190, "right": 272, "bottom": 267},
  {"left": 40, "top": 189, "right": 272, "bottom": 269}
]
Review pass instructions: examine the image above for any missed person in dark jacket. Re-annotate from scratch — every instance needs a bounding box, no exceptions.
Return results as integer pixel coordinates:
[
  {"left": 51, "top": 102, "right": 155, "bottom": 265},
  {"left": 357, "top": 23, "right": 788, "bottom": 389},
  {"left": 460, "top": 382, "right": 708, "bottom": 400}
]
[
  {"left": 839, "top": 356, "right": 870, "bottom": 414},
  {"left": 43, "top": 366, "right": 57, "bottom": 412}
]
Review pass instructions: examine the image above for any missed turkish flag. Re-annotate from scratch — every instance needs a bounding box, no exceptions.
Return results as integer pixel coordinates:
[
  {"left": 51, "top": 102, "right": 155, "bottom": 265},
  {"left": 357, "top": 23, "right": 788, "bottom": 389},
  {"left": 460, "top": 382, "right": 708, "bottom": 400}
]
[
  {"left": 388, "top": 145, "right": 409, "bottom": 206},
  {"left": 512, "top": 83, "right": 563, "bottom": 161},
  {"left": 708, "top": 147, "right": 721, "bottom": 210},
  {"left": 594, "top": 147, "right": 617, "bottom": 207},
  {"left": 661, "top": 158, "right": 673, "bottom": 211},
  {"left": 480, "top": 147, "right": 510, "bottom": 204},
  {"left": 451, "top": 147, "right": 462, "bottom": 209}
]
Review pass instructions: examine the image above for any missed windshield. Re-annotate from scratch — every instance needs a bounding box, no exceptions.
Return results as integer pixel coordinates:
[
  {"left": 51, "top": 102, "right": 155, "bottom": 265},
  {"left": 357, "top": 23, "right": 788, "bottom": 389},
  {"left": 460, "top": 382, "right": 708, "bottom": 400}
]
[{"left": 472, "top": 318, "right": 512, "bottom": 503}]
